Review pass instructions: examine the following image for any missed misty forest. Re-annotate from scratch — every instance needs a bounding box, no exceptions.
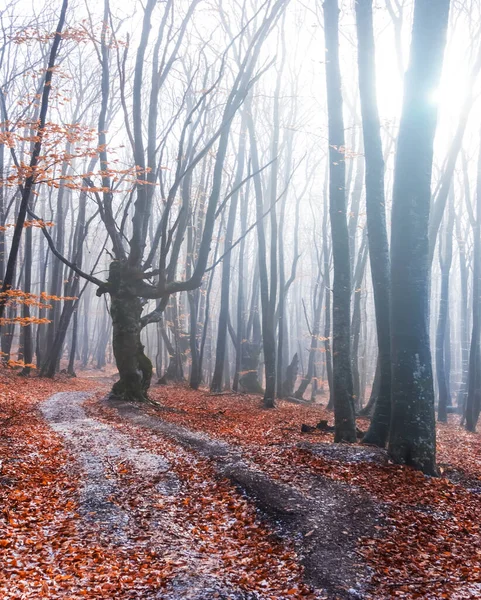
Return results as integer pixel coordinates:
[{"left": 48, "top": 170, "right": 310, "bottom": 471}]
[{"left": 2, "top": 0, "right": 481, "bottom": 598}]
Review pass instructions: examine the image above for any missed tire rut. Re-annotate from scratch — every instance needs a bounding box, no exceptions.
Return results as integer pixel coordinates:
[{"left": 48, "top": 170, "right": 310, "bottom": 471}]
[
  {"left": 41, "top": 391, "right": 302, "bottom": 599},
  {"left": 40, "top": 392, "right": 172, "bottom": 544},
  {"left": 104, "top": 396, "right": 381, "bottom": 599}
]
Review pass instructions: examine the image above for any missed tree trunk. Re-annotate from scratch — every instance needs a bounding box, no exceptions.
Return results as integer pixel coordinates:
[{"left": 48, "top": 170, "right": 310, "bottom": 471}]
[
  {"left": 355, "top": 0, "right": 392, "bottom": 446},
  {"left": 248, "top": 110, "right": 276, "bottom": 408},
  {"left": 295, "top": 283, "right": 324, "bottom": 400},
  {"left": 211, "top": 115, "right": 246, "bottom": 392},
  {"left": 282, "top": 353, "right": 299, "bottom": 398},
  {"left": 67, "top": 308, "right": 78, "bottom": 377},
  {"left": 19, "top": 226, "right": 33, "bottom": 375},
  {"left": 239, "top": 267, "right": 263, "bottom": 394},
  {"left": 323, "top": 0, "right": 356, "bottom": 442},
  {"left": 457, "top": 168, "right": 470, "bottom": 413},
  {"left": 351, "top": 234, "right": 368, "bottom": 411},
  {"left": 465, "top": 133, "right": 481, "bottom": 432},
  {"left": 322, "top": 180, "right": 334, "bottom": 411},
  {"left": 436, "top": 196, "right": 454, "bottom": 422},
  {"left": 233, "top": 187, "right": 248, "bottom": 393},
  {"left": 388, "top": 0, "right": 450, "bottom": 474},
  {"left": 359, "top": 358, "right": 379, "bottom": 417},
  {"left": 103, "top": 262, "right": 152, "bottom": 401}
]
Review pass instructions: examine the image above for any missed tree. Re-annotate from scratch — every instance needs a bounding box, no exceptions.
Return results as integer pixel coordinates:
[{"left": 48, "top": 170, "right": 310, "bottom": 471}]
[
  {"left": 323, "top": 0, "right": 356, "bottom": 442},
  {"left": 32, "top": 0, "right": 289, "bottom": 401},
  {"left": 210, "top": 113, "right": 247, "bottom": 393},
  {"left": 436, "top": 192, "right": 454, "bottom": 422},
  {"left": 0, "top": 0, "right": 68, "bottom": 320},
  {"left": 388, "top": 0, "right": 451, "bottom": 474},
  {"left": 355, "top": 0, "right": 391, "bottom": 447},
  {"left": 465, "top": 131, "right": 481, "bottom": 432}
]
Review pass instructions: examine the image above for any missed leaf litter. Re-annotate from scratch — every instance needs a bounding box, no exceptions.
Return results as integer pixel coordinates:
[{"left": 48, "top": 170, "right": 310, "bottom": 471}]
[{"left": 3, "top": 370, "right": 481, "bottom": 599}]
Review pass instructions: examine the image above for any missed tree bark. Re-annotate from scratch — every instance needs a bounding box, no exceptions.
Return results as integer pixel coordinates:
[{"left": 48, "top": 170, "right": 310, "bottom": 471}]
[
  {"left": 388, "top": 0, "right": 450, "bottom": 474},
  {"left": 211, "top": 116, "right": 247, "bottom": 392},
  {"left": 108, "top": 262, "right": 153, "bottom": 402},
  {"left": 436, "top": 195, "right": 454, "bottom": 422},
  {"left": 355, "top": 0, "right": 392, "bottom": 447},
  {"left": 248, "top": 110, "right": 276, "bottom": 408},
  {"left": 465, "top": 132, "right": 481, "bottom": 432},
  {"left": 323, "top": 0, "right": 356, "bottom": 442}
]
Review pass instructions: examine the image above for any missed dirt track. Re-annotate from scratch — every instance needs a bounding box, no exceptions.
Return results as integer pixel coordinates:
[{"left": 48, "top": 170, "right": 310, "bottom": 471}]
[{"left": 40, "top": 391, "right": 380, "bottom": 599}]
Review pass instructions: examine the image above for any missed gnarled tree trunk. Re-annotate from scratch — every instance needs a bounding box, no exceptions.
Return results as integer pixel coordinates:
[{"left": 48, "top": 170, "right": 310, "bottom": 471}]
[{"left": 107, "top": 263, "right": 153, "bottom": 402}]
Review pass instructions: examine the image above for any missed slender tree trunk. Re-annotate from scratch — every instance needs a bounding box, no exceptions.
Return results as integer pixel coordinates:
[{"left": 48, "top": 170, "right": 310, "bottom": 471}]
[
  {"left": 465, "top": 133, "right": 481, "bottom": 432},
  {"left": 81, "top": 291, "right": 91, "bottom": 368},
  {"left": 355, "top": 0, "right": 392, "bottom": 446},
  {"left": 233, "top": 187, "right": 248, "bottom": 392},
  {"left": 19, "top": 226, "right": 33, "bottom": 375},
  {"left": 295, "top": 283, "right": 324, "bottom": 400},
  {"left": 322, "top": 191, "right": 334, "bottom": 410},
  {"left": 436, "top": 196, "right": 454, "bottom": 422},
  {"left": 456, "top": 185, "right": 470, "bottom": 412},
  {"left": 360, "top": 357, "right": 379, "bottom": 417},
  {"left": 67, "top": 308, "right": 78, "bottom": 376},
  {"left": 351, "top": 234, "right": 368, "bottom": 411},
  {"left": 35, "top": 196, "right": 48, "bottom": 368},
  {"left": 211, "top": 117, "right": 247, "bottom": 392},
  {"left": 239, "top": 265, "right": 263, "bottom": 394},
  {"left": 188, "top": 289, "right": 201, "bottom": 388},
  {"left": 248, "top": 111, "right": 276, "bottom": 408}
]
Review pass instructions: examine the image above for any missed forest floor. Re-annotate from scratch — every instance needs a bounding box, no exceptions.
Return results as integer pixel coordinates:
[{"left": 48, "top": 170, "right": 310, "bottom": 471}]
[{"left": 1, "top": 369, "right": 481, "bottom": 599}]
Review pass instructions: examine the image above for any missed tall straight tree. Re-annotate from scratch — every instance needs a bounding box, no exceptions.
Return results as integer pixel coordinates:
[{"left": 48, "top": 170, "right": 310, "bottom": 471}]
[
  {"left": 436, "top": 193, "right": 454, "bottom": 423},
  {"left": 388, "top": 0, "right": 451, "bottom": 474},
  {"left": 355, "top": 0, "right": 392, "bottom": 447},
  {"left": 323, "top": 0, "right": 356, "bottom": 442},
  {"left": 465, "top": 131, "right": 481, "bottom": 432},
  {"left": 247, "top": 109, "right": 277, "bottom": 408},
  {"left": 210, "top": 115, "right": 247, "bottom": 393}
]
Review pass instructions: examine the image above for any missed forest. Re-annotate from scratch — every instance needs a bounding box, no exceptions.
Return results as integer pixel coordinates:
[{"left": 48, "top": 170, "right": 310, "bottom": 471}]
[{"left": 1, "top": 0, "right": 481, "bottom": 598}]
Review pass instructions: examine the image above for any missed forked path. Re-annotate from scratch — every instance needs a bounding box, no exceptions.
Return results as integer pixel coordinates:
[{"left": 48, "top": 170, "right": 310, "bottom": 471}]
[
  {"left": 40, "top": 391, "right": 378, "bottom": 599},
  {"left": 40, "top": 391, "right": 257, "bottom": 599}
]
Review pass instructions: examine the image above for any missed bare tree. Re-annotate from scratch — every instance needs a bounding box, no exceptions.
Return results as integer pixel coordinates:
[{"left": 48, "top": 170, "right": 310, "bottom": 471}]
[
  {"left": 388, "top": 0, "right": 451, "bottom": 474},
  {"left": 323, "top": 0, "right": 356, "bottom": 442}
]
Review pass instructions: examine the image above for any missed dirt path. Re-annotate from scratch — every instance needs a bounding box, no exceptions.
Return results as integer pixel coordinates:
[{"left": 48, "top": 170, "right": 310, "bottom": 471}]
[
  {"left": 40, "top": 391, "right": 322, "bottom": 599},
  {"left": 40, "top": 392, "right": 173, "bottom": 544},
  {"left": 40, "top": 391, "right": 378, "bottom": 599},
  {"left": 100, "top": 396, "right": 380, "bottom": 599}
]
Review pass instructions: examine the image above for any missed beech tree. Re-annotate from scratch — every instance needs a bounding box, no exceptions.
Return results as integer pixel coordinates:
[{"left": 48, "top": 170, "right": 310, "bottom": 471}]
[
  {"left": 0, "top": 0, "right": 68, "bottom": 319},
  {"left": 323, "top": 0, "right": 356, "bottom": 442},
  {"left": 388, "top": 0, "right": 451, "bottom": 474},
  {"left": 465, "top": 131, "right": 481, "bottom": 432},
  {"left": 355, "top": 0, "right": 391, "bottom": 447}
]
